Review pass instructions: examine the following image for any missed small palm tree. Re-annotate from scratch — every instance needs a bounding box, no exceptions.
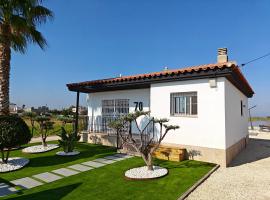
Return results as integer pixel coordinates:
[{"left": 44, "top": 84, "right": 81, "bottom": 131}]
[{"left": 0, "top": 0, "right": 53, "bottom": 115}]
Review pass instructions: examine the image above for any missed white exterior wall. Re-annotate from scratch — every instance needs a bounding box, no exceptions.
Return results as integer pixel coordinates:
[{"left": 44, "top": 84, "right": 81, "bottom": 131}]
[
  {"left": 150, "top": 78, "right": 227, "bottom": 149},
  {"left": 87, "top": 89, "right": 150, "bottom": 132},
  {"left": 86, "top": 77, "right": 250, "bottom": 152},
  {"left": 224, "top": 79, "right": 249, "bottom": 148}
]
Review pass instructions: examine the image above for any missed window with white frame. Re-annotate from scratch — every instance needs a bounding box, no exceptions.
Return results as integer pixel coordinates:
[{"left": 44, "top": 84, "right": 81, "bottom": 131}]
[
  {"left": 102, "top": 99, "right": 129, "bottom": 117},
  {"left": 170, "top": 92, "right": 197, "bottom": 116}
]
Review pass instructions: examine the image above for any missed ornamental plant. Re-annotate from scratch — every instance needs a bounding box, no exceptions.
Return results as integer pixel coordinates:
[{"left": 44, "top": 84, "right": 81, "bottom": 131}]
[
  {"left": 35, "top": 116, "right": 54, "bottom": 147},
  {"left": 0, "top": 115, "right": 32, "bottom": 163},
  {"left": 22, "top": 111, "right": 37, "bottom": 135},
  {"left": 58, "top": 127, "right": 80, "bottom": 153},
  {"left": 109, "top": 111, "right": 179, "bottom": 171}
]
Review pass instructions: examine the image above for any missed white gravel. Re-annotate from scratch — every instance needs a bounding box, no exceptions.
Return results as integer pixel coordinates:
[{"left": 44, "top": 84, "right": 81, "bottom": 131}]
[
  {"left": 56, "top": 151, "right": 80, "bottom": 156},
  {"left": 125, "top": 165, "right": 168, "bottom": 179},
  {"left": 22, "top": 144, "right": 59, "bottom": 153},
  {"left": 187, "top": 133, "right": 270, "bottom": 200},
  {"left": 0, "top": 157, "right": 29, "bottom": 173}
]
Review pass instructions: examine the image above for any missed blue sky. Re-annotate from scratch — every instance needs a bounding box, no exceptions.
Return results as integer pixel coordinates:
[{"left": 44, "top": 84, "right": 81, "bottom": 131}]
[{"left": 11, "top": 0, "right": 270, "bottom": 116}]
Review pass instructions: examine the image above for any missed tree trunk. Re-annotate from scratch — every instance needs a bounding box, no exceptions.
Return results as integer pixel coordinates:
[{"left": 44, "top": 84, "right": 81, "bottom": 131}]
[
  {"left": 1, "top": 149, "right": 10, "bottom": 164},
  {"left": 0, "top": 32, "right": 11, "bottom": 115},
  {"left": 42, "top": 137, "right": 47, "bottom": 147},
  {"left": 141, "top": 152, "right": 154, "bottom": 171}
]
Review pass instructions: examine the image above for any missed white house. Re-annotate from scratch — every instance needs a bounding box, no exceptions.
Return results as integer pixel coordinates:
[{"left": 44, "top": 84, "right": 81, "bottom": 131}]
[{"left": 67, "top": 48, "right": 254, "bottom": 166}]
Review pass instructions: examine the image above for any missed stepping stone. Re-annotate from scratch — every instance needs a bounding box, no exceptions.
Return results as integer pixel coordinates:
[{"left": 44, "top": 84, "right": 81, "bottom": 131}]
[
  {"left": 81, "top": 161, "right": 106, "bottom": 168},
  {"left": 68, "top": 164, "right": 93, "bottom": 172},
  {"left": 104, "top": 155, "right": 126, "bottom": 161},
  {"left": 52, "top": 168, "right": 79, "bottom": 177},
  {"left": 11, "top": 177, "right": 43, "bottom": 189},
  {"left": 114, "top": 153, "right": 133, "bottom": 158},
  {"left": 104, "top": 155, "right": 122, "bottom": 160},
  {"left": 0, "top": 183, "right": 17, "bottom": 197},
  {"left": 93, "top": 158, "right": 116, "bottom": 164},
  {"left": 33, "top": 172, "right": 62, "bottom": 183}
]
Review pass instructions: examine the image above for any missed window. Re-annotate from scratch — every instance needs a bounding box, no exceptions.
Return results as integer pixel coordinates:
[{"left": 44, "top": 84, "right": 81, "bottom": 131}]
[
  {"left": 170, "top": 92, "right": 197, "bottom": 116},
  {"left": 102, "top": 99, "right": 129, "bottom": 117},
  {"left": 241, "top": 100, "right": 243, "bottom": 116}
]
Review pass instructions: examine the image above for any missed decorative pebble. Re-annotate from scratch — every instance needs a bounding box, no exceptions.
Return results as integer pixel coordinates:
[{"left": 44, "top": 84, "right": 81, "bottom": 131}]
[
  {"left": 22, "top": 144, "right": 59, "bottom": 153},
  {"left": 56, "top": 151, "right": 80, "bottom": 156},
  {"left": 125, "top": 165, "right": 168, "bottom": 179},
  {"left": 0, "top": 157, "right": 29, "bottom": 173}
]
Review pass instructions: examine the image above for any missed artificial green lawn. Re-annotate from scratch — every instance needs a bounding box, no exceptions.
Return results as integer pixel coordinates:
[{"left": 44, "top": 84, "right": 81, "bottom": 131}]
[
  {"left": 0, "top": 142, "right": 116, "bottom": 181},
  {"left": 1, "top": 142, "right": 215, "bottom": 200}
]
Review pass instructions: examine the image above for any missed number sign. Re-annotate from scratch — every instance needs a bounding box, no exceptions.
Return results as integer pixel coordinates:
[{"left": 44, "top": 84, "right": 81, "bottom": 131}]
[{"left": 134, "top": 102, "right": 143, "bottom": 111}]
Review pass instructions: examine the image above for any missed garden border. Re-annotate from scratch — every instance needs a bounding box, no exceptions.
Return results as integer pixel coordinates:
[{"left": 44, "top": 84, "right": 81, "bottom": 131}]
[{"left": 177, "top": 164, "right": 220, "bottom": 200}]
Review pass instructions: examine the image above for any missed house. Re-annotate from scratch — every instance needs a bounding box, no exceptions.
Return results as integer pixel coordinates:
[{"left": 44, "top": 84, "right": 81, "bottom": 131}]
[{"left": 67, "top": 48, "right": 254, "bottom": 167}]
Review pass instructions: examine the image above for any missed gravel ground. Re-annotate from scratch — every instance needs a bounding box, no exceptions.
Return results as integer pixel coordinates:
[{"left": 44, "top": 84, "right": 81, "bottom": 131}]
[
  {"left": 125, "top": 166, "right": 168, "bottom": 179},
  {"left": 56, "top": 151, "right": 80, "bottom": 156},
  {"left": 187, "top": 133, "right": 270, "bottom": 200},
  {"left": 22, "top": 144, "right": 59, "bottom": 153},
  {"left": 0, "top": 157, "right": 29, "bottom": 173}
]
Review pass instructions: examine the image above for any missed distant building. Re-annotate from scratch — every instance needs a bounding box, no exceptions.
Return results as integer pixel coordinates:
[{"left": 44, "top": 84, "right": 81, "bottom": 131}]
[
  {"left": 37, "top": 106, "right": 49, "bottom": 114},
  {"left": 72, "top": 106, "right": 87, "bottom": 115}
]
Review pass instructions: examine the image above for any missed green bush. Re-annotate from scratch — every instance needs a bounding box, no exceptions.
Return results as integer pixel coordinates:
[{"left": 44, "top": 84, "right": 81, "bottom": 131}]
[
  {"left": 0, "top": 115, "right": 32, "bottom": 163},
  {"left": 58, "top": 127, "right": 80, "bottom": 153}
]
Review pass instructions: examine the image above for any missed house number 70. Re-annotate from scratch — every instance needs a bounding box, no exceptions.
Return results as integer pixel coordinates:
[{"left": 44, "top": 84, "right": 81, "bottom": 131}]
[{"left": 134, "top": 102, "right": 143, "bottom": 111}]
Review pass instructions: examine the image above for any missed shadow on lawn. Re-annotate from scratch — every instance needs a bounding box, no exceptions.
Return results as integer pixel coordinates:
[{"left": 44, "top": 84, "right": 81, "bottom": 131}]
[
  {"left": 8, "top": 183, "right": 82, "bottom": 200},
  {"left": 154, "top": 159, "right": 216, "bottom": 169},
  {"left": 26, "top": 144, "right": 116, "bottom": 168}
]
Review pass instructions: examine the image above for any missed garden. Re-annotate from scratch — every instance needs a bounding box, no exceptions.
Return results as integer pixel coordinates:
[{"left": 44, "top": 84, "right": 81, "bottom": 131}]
[{"left": 0, "top": 111, "right": 216, "bottom": 200}]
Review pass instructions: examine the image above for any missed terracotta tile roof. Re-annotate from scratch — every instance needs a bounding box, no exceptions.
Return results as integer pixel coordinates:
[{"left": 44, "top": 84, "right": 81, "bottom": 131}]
[
  {"left": 68, "top": 62, "right": 232, "bottom": 86},
  {"left": 67, "top": 62, "right": 254, "bottom": 97}
]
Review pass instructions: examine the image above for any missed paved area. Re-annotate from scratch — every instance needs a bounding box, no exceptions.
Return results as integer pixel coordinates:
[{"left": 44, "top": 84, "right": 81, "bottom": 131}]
[
  {"left": 187, "top": 133, "right": 270, "bottom": 200},
  {"left": 0, "top": 153, "right": 133, "bottom": 197},
  {"left": 93, "top": 158, "right": 116, "bottom": 164},
  {"left": 33, "top": 172, "right": 62, "bottom": 183},
  {"left": 52, "top": 168, "right": 80, "bottom": 177},
  {"left": 68, "top": 164, "right": 93, "bottom": 172},
  {"left": 30, "top": 135, "right": 59, "bottom": 143},
  {"left": 81, "top": 160, "right": 106, "bottom": 168},
  {"left": 11, "top": 177, "right": 43, "bottom": 189},
  {"left": 104, "top": 155, "right": 126, "bottom": 161}
]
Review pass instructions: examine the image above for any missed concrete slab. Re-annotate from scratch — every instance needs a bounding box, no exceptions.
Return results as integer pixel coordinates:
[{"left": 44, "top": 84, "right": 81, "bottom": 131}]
[
  {"left": 81, "top": 161, "right": 106, "bottom": 168},
  {"left": 93, "top": 158, "right": 116, "bottom": 164},
  {"left": 52, "top": 168, "right": 79, "bottom": 177},
  {"left": 0, "top": 183, "right": 17, "bottom": 197},
  {"left": 11, "top": 177, "right": 43, "bottom": 189},
  {"left": 104, "top": 155, "right": 125, "bottom": 161},
  {"left": 33, "top": 172, "right": 62, "bottom": 183},
  {"left": 68, "top": 164, "right": 93, "bottom": 172},
  {"left": 114, "top": 153, "right": 134, "bottom": 158}
]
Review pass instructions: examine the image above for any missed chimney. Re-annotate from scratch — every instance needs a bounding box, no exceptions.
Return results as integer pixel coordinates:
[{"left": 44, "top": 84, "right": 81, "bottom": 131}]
[{"left": 217, "top": 48, "right": 228, "bottom": 63}]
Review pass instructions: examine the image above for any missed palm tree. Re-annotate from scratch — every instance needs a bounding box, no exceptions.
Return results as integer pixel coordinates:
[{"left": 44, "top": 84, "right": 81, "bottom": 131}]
[{"left": 0, "top": 0, "right": 53, "bottom": 115}]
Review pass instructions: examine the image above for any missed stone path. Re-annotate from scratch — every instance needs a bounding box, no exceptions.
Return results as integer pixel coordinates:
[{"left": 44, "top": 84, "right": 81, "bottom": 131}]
[{"left": 0, "top": 153, "right": 133, "bottom": 197}]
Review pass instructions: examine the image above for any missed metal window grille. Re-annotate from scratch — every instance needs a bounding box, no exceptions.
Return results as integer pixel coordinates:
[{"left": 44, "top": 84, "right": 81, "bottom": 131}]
[{"left": 170, "top": 92, "right": 197, "bottom": 116}]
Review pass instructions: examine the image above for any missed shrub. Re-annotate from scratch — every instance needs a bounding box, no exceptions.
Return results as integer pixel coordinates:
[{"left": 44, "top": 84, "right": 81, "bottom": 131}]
[
  {"left": 109, "top": 111, "right": 179, "bottom": 171},
  {"left": 0, "top": 115, "right": 32, "bottom": 163},
  {"left": 58, "top": 127, "right": 80, "bottom": 153},
  {"left": 22, "top": 111, "right": 37, "bottom": 135},
  {"left": 35, "top": 116, "right": 54, "bottom": 147}
]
